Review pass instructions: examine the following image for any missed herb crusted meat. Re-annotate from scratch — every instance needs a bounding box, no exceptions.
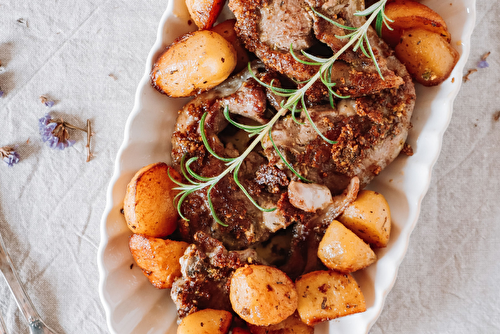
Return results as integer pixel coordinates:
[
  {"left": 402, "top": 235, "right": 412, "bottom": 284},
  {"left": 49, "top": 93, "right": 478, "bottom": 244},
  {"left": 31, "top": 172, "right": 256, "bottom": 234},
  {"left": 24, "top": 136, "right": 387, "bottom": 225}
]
[{"left": 169, "top": 0, "right": 416, "bottom": 318}]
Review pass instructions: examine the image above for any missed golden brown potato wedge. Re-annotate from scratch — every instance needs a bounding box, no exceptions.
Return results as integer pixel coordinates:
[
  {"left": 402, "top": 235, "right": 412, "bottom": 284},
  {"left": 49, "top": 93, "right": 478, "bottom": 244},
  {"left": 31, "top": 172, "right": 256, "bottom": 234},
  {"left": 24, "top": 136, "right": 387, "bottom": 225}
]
[
  {"left": 318, "top": 220, "right": 376, "bottom": 273},
  {"left": 230, "top": 265, "right": 298, "bottom": 326},
  {"left": 338, "top": 190, "right": 392, "bottom": 248},
  {"left": 124, "top": 162, "right": 180, "bottom": 237},
  {"left": 395, "top": 28, "right": 459, "bottom": 86},
  {"left": 185, "top": 0, "right": 226, "bottom": 30},
  {"left": 177, "top": 309, "right": 232, "bottom": 334},
  {"left": 211, "top": 19, "right": 250, "bottom": 73},
  {"left": 129, "top": 234, "right": 189, "bottom": 289},
  {"left": 381, "top": 0, "right": 451, "bottom": 48},
  {"left": 248, "top": 312, "right": 313, "bottom": 334},
  {"left": 295, "top": 270, "right": 366, "bottom": 326},
  {"left": 151, "top": 30, "right": 237, "bottom": 97}
]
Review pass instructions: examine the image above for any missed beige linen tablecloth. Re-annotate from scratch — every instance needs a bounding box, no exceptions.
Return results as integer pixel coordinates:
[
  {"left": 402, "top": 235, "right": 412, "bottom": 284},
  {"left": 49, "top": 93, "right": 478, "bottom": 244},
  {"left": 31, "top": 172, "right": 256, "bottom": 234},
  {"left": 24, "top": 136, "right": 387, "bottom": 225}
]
[{"left": 0, "top": 1, "right": 498, "bottom": 333}]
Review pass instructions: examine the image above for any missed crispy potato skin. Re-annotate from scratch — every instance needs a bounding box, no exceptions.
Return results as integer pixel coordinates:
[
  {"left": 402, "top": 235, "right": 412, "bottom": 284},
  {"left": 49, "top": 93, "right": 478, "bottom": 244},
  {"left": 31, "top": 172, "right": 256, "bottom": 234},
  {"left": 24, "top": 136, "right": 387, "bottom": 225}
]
[
  {"left": 248, "top": 312, "right": 313, "bottom": 334},
  {"left": 338, "top": 190, "right": 392, "bottom": 248},
  {"left": 124, "top": 162, "right": 180, "bottom": 237},
  {"left": 177, "top": 309, "right": 232, "bottom": 334},
  {"left": 230, "top": 265, "right": 298, "bottom": 326},
  {"left": 295, "top": 271, "right": 366, "bottom": 326},
  {"left": 318, "top": 220, "right": 376, "bottom": 273},
  {"left": 395, "top": 28, "right": 459, "bottom": 86},
  {"left": 151, "top": 30, "right": 237, "bottom": 97},
  {"left": 185, "top": 0, "right": 226, "bottom": 29},
  {"left": 129, "top": 234, "right": 189, "bottom": 289},
  {"left": 382, "top": 0, "right": 451, "bottom": 48},
  {"left": 211, "top": 19, "right": 250, "bottom": 73}
]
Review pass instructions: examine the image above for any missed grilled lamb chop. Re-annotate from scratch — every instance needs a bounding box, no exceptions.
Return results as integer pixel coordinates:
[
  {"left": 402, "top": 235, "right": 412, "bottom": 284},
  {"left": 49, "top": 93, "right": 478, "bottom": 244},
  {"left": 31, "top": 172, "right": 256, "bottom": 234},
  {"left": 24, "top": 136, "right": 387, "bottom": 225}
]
[
  {"left": 171, "top": 62, "right": 292, "bottom": 250},
  {"left": 229, "top": 0, "right": 404, "bottom": 101},
  {"left": 262, "top": 49, "right": 415, "bottom": 194}
]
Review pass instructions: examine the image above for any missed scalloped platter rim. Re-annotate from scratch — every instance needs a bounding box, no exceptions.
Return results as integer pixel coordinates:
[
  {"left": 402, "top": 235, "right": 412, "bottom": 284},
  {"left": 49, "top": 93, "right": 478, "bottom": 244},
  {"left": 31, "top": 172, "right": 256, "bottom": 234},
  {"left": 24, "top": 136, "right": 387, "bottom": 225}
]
[{"left": 97, "top": 1, "right": 476, "bottom": 333}]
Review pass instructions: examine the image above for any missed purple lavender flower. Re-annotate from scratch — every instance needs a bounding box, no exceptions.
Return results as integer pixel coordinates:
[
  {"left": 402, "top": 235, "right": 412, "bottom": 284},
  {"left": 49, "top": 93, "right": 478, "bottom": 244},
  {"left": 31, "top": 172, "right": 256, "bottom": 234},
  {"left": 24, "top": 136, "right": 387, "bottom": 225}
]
[
  {"left": 0, "top": 146, "right": 20, "bottom": 167},
  {"left": 478, "top": 60, "right": 489, "bottom": 68},
  {"left": 0, "top": 89, "right": 4, "bottom": 98},
  {"left": 39, "top": 96, "right": 55, "bottom": 108},
  {"left": 38, "top": 113, "right": 76, "bottom": 150}
]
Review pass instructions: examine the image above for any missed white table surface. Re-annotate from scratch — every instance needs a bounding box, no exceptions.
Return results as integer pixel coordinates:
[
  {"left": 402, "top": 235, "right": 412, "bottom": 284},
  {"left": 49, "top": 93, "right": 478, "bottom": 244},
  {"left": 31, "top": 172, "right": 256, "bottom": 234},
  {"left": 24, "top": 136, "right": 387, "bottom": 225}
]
[{"left": 0, "top": 1, "right": 498, "bottom": 333}]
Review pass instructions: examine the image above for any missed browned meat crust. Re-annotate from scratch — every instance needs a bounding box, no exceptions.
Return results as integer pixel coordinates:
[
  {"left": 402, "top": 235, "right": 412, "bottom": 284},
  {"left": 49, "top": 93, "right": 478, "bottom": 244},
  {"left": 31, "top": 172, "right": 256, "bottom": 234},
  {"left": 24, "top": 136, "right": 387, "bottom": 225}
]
[
  {"left": 229, "top": 0, "right": 404, "bottom": 102},
  {"left": 262, "top": 48, "right": 415, "bottom": 194},
  {"left": 255, "top": 164, "right": 290, "bottom": 194},
  {"left": 171, "top": 64, "right": 292, "bottom": 250},
  {"left": 229, "top": 0, "right": 319, "bottom": 82},
  {"left": 171, "top": 232, "right": 262, "bottom": 319}
]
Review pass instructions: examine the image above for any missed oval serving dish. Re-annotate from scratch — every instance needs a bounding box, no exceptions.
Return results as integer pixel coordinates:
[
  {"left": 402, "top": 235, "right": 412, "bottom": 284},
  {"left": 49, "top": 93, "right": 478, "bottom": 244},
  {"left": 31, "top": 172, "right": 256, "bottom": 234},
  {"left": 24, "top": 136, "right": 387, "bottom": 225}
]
[{"left": 97, "top": 1, "right": 476, "bottom": 333}]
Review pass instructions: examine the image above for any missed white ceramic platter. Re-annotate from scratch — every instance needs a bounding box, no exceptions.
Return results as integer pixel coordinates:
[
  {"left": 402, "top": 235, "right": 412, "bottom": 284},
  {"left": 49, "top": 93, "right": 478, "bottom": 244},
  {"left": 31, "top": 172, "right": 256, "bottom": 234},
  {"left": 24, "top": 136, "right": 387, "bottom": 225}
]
[{"left": 97, "top": 1, "right": 476, "bottom": 333}]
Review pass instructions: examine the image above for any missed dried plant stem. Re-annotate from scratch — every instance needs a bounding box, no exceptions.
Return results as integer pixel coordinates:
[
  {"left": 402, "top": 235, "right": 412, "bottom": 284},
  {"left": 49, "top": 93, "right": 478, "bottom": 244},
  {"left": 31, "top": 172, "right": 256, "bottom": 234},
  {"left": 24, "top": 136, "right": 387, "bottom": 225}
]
[
  {"left": 48, "top": 119, "right": 93, "bottom": 162},
  {"left": 86, "top": 119, "right": 92, "bottom": 162}
]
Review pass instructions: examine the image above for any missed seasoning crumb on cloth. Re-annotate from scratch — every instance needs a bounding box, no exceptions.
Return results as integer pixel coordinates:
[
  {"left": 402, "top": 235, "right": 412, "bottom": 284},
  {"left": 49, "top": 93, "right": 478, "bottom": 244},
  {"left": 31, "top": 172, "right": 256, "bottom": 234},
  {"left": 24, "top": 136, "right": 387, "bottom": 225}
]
[
  {"left": 16, "top": 18, "right": 28, "bottom": 27},
  {"left": 493, "top": 111, "right": 500, "bottom": 122}
]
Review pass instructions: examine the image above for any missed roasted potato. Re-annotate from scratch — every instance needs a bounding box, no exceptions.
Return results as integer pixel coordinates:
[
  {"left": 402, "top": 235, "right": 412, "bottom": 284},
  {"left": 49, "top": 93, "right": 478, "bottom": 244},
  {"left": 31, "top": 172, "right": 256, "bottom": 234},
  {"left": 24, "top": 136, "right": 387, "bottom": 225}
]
[
  {"left": 338, "top": 190, "right": 392, "bottom": 248},
  {"left": 381, "top": 0, "right": 451, "bottom": 48},
  {"left": 230, "top": 265, "right": 298, "bottom": 326},
  {"left": 395, "top": 28, "right": 459, "bottom": 86},
  {"left": 177, "top": 309, "right": 232, "bottom": 334},
  {"left": 248, "top": 312, "right": 313, "bottom": 334},
  {"left": 211, "top": 19, "right": 250, "bottom": 73},
  {"left": 123, "top": 162, "right": 180, "bottom": 237},
  {"left": 295, "top": 270, "right": 366, "bottom": 326},
  {"left": 151, "top": 30, "right": 237, "bottom": 97},
  {"left": 129, "top": 234, "right": 189, "bottom": 289},
  {"left": 185, "top": 0, "right": 226, "bottom": 30},
  {"left": 318, "top": 220, "right": 376, "bottom": 273}
]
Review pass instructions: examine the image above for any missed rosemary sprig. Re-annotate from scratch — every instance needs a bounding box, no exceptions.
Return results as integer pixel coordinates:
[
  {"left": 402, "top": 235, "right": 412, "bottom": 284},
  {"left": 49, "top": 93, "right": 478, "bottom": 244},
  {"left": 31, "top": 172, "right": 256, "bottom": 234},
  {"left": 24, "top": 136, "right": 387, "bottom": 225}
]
[{"left": 172, "top": 0, "right": 389, "bottom": 226}]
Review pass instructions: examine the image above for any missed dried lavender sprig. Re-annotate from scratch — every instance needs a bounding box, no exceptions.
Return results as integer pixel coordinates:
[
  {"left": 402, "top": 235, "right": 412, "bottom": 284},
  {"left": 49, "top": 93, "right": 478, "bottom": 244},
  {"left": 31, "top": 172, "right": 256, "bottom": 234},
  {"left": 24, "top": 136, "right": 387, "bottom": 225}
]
[
  {"left": 0, "top": 146, "right": 20, "bottom": 167},
  {"left": 38, "top": 113, "right": 93, "bottom": 161}
]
